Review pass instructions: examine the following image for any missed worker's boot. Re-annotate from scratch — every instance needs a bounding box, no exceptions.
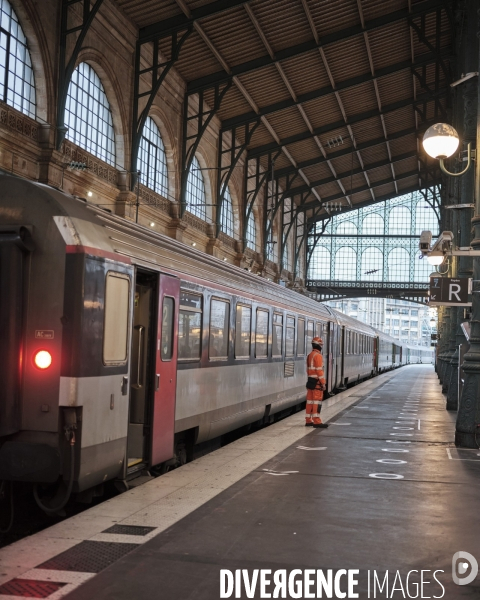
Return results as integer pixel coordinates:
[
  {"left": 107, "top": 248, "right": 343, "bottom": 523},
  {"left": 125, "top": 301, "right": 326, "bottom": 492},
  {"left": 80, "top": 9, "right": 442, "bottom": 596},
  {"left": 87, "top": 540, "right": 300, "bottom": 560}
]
[
  {"left": 305, "top": 418, "right": 314, "bottom": 427},
  {"left": 313, "top": 418, "right": 328, "bottom": 429}
]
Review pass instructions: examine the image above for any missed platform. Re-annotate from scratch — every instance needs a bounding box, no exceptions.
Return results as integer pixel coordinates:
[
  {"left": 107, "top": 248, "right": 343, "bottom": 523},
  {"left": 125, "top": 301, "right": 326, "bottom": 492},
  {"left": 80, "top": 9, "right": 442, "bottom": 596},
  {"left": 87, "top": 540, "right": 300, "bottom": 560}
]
[{"left": 1, "top": 365, "right": 479, "bottom": 599}]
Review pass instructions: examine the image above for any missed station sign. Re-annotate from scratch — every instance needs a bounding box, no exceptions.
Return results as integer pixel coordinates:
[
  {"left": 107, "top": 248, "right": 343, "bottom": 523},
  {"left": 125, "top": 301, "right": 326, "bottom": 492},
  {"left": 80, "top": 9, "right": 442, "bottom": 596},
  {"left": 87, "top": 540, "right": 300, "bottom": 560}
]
[{"left": 429, "top": 277, "right": 472, "bottom": 307}]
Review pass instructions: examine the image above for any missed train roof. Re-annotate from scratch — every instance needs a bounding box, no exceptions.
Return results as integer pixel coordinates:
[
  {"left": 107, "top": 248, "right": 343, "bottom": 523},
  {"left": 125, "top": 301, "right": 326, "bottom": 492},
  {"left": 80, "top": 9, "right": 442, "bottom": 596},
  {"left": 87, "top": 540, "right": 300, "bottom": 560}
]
[
  {"left": 328, "top": 308, "right": 377, "bottom": 336},
  {"left": 0, "top": 174, "right": 336, "bottom": 321}
]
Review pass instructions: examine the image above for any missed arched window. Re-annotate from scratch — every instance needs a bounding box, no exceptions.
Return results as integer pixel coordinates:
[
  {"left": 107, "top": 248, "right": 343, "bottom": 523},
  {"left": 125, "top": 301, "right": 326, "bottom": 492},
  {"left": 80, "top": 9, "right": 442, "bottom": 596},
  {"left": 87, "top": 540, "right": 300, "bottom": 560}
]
[
  {"left": 308, "top": 246, "right": 331, "bottom": 280},
  {"left": 282, "top": 233, "right": 289, "bottom": 270},
  {"left": 186, "top": 156, "right": 206, "bottom": 220},
  {"left": 336, "top": 221, "right": 357, "bottom": 235},
  {"left": 266, "top": 220, "right": 274, "bottom": 261},
  {"left": 220, "top": 186, "right": 234, "bottom": 237},
  {"left": 138, "top": 117, "right": 168, "bottom": 197},
  {"left": 246, "top": 211, "right": 256, "bottom": 250},
  {"left": 0, "top": 0, "right": 35, "bottom": 118},
  {"left": 65, "top": 62, "right": 115, "bottom": 166},
  {"left": 388, "top": 247, "right": 410, "bottom": 281},
  {"left": 361, "top": 247, "right": 383, "bottom": 281},
  {"left": 388, "top": 206, "right": 411, "bottom": 235},
  {"left": 362, "top": 214, "right": 384, "bottom": 235},
  {"left": 335, "top": 247, "right": 356, "bottom": 280}
]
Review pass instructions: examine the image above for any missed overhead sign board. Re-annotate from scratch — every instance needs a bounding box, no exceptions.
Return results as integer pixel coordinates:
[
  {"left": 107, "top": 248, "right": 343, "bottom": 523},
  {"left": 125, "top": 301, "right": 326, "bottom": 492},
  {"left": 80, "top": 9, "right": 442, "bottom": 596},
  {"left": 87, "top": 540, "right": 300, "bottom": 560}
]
[{"left": 429, "top": 277, "right": 472, "bottom": 307}]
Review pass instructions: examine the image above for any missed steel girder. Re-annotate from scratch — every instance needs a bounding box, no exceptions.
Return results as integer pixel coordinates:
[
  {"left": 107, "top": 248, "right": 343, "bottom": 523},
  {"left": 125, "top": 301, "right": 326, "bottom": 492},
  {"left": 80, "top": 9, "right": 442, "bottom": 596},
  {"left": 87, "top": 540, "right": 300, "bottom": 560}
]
[
  {"left": 275, "top": 151, "right": 418, "bottom": 201},
  {"left": 242, "top": 150, "right": 282, "bottom": 251},
  {"left": 56, "top": 0, "right": 106, "bottom": 149},
  {"left": 247, "top": 89, "right": 447, "bottom": 159},
  {"left": 220, "top": 50, "right": 451, "bottom": 131},
  {"left": 131, "top": 28, "right": 193, "bottom": 189},
  {"left": 180, "top": 82, "right": 232, "bottom": 216},
  {"left": 187, "top": 0, "right": 450, "bottom": 93},
  {"left": 216, "top": 121, "right": 261, "bottom": 237},
  {"left": 139, "top": 0, "right": 251, "bottom": 43},
  {"left": 273, "top": 126, "right": 423, "bottom": 180},
  {"left": 305, "top": 180, "right": 442, "bottom": 225}
]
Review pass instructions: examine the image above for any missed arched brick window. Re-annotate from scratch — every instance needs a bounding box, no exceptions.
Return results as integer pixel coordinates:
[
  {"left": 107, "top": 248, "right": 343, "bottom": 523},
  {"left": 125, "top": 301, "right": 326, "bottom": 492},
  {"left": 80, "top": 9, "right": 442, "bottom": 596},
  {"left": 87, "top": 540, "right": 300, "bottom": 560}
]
[
  {"left": 65, "top": 62, "right": 115, "bottom": 166},
  {"left": 186, "top": 155, "right": 206, "bottom": 220},
  {"left": 138, "top": 116, "right": 168, "bottom": 197},
  {"left": 220, "top": 186, "right": 234, "bottom": 237},
  {"left": 246, "top": 211, "right": 256, "bottom": 250},
  {"left": 0, "top": 0, "right": 35, "bottom": 118}
]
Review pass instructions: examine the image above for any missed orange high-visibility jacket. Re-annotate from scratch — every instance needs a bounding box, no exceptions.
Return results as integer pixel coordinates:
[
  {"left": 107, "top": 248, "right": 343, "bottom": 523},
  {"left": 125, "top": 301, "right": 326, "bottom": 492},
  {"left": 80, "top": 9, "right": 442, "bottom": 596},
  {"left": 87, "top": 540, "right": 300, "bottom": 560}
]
[{"left": 306, "top": 348, "right": 326, "bottom": 401}]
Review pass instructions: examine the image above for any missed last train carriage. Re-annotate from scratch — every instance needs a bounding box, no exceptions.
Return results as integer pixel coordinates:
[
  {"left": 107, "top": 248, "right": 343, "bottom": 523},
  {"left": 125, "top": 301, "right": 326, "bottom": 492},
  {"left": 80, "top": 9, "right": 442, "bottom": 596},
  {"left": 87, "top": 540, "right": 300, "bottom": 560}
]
[{"left": 0, "top": 175, "right": 433, "bottom": 503}]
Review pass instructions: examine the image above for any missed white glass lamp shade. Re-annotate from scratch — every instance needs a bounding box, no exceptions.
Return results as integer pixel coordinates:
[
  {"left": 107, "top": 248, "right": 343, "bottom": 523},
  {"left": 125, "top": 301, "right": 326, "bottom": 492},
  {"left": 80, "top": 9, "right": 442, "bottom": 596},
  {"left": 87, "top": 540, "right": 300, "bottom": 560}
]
[
  {"left": 422, "top": 123, "right": 459, "bottom": 159},
  {"left": 426, "top": 251, "right": 445, "bottom": 266}
]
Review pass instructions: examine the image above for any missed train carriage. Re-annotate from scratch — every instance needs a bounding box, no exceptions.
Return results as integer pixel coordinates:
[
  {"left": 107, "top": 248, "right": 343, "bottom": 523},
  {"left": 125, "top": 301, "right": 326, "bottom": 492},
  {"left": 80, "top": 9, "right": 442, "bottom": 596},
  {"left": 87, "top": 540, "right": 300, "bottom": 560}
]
[{"left": 0, "top": 174, "right": 433, "bottom": 505}]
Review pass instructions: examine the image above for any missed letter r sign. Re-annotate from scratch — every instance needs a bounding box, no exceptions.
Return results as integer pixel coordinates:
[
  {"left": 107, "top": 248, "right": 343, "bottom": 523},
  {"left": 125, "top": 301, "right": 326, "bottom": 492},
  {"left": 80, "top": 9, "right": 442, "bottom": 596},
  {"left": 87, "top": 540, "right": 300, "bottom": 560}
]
[{"left": 449, "top": 284, "right": 461, "bottom": 302}]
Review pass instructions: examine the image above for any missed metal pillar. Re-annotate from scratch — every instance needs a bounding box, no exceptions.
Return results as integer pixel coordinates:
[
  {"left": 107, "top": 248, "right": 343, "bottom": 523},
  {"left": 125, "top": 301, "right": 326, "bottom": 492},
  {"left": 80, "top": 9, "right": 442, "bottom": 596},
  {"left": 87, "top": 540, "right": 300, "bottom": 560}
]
[
  {"left": 456, "top": 0, "right": 480, "bottom": 447},
  {"left": 179, "top": 83, "right": 232, "bottom": 216},
  {"left": 131, "top": 28, "right": 192, "bottom": 189},
  {"left": 216, "top": 122, "right": 261, "bottom": 237},
  {"left": 447, "top": 8, "right": 476, "bottom": 408}
]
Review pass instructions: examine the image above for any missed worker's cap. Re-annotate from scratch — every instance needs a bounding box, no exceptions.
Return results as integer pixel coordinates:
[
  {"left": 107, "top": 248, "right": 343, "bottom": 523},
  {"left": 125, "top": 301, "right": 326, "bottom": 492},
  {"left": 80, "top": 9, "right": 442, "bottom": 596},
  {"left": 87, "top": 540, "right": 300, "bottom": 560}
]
[{"left": 312, "top": 336, "right": 323, "bottom": 345}]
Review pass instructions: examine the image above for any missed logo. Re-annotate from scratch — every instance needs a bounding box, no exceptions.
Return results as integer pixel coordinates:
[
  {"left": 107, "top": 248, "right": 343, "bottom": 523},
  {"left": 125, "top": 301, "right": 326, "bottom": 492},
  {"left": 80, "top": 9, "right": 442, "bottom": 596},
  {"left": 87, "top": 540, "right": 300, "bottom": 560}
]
[{"left": 452, "top": 551, "right": 478, "bottom": 585}]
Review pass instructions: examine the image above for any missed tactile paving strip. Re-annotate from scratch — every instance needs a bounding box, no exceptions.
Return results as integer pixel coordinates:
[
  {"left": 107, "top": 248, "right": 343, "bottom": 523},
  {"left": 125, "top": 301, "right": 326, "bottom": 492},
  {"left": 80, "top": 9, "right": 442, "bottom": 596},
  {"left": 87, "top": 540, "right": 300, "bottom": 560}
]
[
  {"left": 0, "top": 578, "right": 67, "bottom": 598},
  {"left": 37, "top": 541, "right": 139, "bottom": 573},
  {"left": 101, "top": 524, "right": 156, "bottom": 536}
]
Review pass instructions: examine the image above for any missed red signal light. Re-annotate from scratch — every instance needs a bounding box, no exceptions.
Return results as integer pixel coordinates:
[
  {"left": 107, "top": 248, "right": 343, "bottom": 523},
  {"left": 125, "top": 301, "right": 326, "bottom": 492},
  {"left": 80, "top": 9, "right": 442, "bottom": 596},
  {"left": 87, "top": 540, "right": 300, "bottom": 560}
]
[{"left": 34, "top": 350, "right": 52, "bottom": 370}]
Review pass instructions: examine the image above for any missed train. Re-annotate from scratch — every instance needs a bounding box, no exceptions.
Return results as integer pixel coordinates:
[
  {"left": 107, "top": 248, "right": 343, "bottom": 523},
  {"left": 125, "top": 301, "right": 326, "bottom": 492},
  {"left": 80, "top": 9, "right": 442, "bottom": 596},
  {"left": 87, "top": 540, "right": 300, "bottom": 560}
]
[{"left": 0, "top": 174, "right": 433, "bottom": 511}]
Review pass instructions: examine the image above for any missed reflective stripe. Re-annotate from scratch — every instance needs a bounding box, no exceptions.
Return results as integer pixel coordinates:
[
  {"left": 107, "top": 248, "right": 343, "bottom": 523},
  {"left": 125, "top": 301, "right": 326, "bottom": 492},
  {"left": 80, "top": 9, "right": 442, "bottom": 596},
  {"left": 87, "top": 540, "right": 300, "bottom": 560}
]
[{"left": 307, "top": 400, "right": 322, "bottom": 405}]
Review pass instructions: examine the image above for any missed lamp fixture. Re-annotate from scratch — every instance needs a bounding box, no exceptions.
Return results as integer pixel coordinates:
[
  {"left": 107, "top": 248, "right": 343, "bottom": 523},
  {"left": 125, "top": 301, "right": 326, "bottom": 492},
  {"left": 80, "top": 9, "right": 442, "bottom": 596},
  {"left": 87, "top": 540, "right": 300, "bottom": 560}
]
[
  {"left": 150, "top": 222, "right": 155, "bottom": 227},
  {"left": 422, "top": 123, "right": 472, "bottom": 177},
  {"left": 426, "top": 251, "right": 445, "bottom": 266},
  {"left": 87, "top": 191, "right": 93, "bottom": 197}
]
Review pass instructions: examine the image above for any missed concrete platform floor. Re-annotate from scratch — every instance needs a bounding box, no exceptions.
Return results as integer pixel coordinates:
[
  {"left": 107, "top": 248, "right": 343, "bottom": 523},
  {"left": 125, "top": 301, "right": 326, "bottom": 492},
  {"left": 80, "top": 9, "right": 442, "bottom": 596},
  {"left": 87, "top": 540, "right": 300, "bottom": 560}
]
[{"left": 2, "top": 365, "right": 479, "bottom": 599}]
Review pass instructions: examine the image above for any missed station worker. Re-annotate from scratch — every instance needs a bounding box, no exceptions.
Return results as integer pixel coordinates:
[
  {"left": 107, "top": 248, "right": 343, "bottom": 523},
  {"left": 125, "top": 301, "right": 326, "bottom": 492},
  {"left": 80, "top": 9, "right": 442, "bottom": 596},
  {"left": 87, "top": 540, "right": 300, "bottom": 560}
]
[{"left": 305, "top": 336, "right": 328, "bottom": 428}]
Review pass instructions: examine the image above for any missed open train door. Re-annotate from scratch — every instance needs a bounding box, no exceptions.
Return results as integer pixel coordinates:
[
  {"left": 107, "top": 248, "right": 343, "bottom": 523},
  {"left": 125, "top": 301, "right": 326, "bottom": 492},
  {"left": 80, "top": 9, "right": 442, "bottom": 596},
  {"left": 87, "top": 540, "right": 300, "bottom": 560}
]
[{"left": 151, "top": 274, "right": 180, "bottom": 467}]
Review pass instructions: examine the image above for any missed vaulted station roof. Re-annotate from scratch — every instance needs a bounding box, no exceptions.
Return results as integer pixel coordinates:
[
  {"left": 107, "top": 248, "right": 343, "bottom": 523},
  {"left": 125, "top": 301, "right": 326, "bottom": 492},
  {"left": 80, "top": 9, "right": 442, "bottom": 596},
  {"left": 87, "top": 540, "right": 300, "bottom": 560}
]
[{"left": 115, "top": 0, "right": 451, "bottom": 222}]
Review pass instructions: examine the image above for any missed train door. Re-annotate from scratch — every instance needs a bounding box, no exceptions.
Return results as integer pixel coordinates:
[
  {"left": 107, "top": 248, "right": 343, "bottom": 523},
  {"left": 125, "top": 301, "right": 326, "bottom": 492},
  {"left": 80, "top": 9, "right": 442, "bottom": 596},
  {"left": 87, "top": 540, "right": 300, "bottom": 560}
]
[
  {"left": 330, "top": 321, "right": 338, "bottom": 389},
  {"left": 340, "top": 326, "right": 346, "bottom": 388},
  {"left": 126, "top": 270, "right": 179, "bottom": 475},
  {"left": 151, "top": 274, "right": 179, "bottom": 466}
]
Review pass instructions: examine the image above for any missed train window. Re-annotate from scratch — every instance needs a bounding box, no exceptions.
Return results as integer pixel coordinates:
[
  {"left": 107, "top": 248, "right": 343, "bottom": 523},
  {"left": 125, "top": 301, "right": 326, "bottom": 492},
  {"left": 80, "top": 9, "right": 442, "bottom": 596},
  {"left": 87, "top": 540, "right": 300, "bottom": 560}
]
[
  {"left": 316, "top": 322, "right": 322, "bottom": 338},
  {"left": 178, "top": 292, "right": 202, "bottom": 360},
  {"left": 209, "top": 299, "right": 230, "bottom": 359},
  {"left": 103, "top": 272, "right": 130, "bottom": 364},
  {"left": 161, "top": 297, "right": 174, "bottom": 361},
  {"left": 256, "top": 309, "right": 269, "bottom": 358},
  {"left": 272, "top": 313, "right": 283, "bottom": 357},
  {"left": 235, "top": 305, "right": 251, "bottom": 358},
  {"left": 346, "top": 331, "right": 350, "bottom": 354},
  {"left": 297, "top": 318, "right": 305, "bottom": 355},
  {"left": 306, "top": 321, "right": 314, "bottom": 348},
  {"left": 285, "top": 316, "right": 295, "bottom": 356}
]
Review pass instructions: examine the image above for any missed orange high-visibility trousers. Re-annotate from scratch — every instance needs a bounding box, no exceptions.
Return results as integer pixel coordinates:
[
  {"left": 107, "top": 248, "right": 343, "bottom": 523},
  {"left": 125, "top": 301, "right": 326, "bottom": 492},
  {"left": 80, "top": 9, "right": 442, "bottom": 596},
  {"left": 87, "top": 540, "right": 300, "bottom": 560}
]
[{"left": 305, "top": 398, "right": 323, "bottom": 425}]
